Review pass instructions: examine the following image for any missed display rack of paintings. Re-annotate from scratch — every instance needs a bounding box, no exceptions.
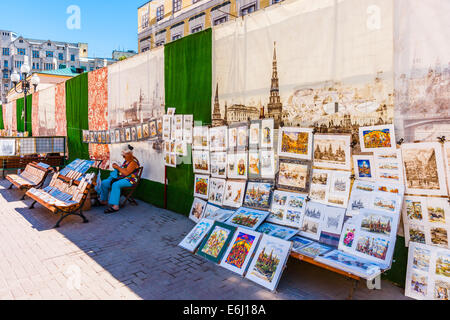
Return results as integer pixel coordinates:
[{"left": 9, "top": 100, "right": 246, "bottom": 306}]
[
  {"left": 256, "top": 222, "right": 298, "bottom": 241},
  {"left": 192, "top": 150, "right": 210, "bottom": 174},
  {"left": 243, "top": 181, "right": 273, "bottom": 211},
  {"left": 315, "top": 250, "right": 382, "bottom": 279},
  {"left": 405, "top": 242, "right": 450, "bottom": 300},
  {"left": 245, "top": 234, "right": 292, "bottom": 292},
  {"left": 249, "top": 120, "right": 261, "bottom": 150},
  {"left": 278, "top": 127, "right": 314, "bottom": 160},
  {"left": 338, "top": 208, "right": 401, "bottom": 269},
  {"left": 268, "top": 190, "right": 307, "bottom": 228},
  {"left": 204, "top": 204, "right": 235, "bottom": 222},
  {"left": 222, "top": 180, "right": 247, "bottom": 209},
  {"left": 193, "top": 175, "right": 210, "bottom": 200},
  {"left": 210, "top": 126, "right": 228, "bottom": 152},
  {"left": 227, "top": 152, "right": 248, "bottom": 180},
  {"left": 309, "top": 169, "right": 351, "bottom": 208},
  {"left": 276, "top": 158, "right": 312, "bottom": 193},
  {"left": 313, "top": 134, "right": 352, "bottom": 170},
  {"left": 189, "top": 197, "right": 207, "bottom": 223},
  {"left": 353, "top": 155, "right": 376, "bottom": 182},
  {"left": 193, "top": 126, "right": 210, "bottom": 151},
  {"left": 228, "top": 123, "right": 248, "bottom": 151},
  {"left": 359, "top": 124, "right": 396, "bottom": 153},
  {"left": 373, "top": 149, "right": 404, "bottom": 184},
  {"left": 208, "top": 178, "right": 226, "bottom": 206},
  {"left": 183, "top": 115, "right": 193, "bottom": 143},
  {"left": 210, "top": 152, "right": 227, "bottom": 178},
  {"left": 401, "top": 142, "right": 448, "bottom": 196},
  {"left": 219, "top": 228, "right": 262, "bottom": 276},
  {"left": 196, "top": 221, "right": 236, "bottom": 264},
  {"left": 402, "top": 196, "right": 449, "bottom": 249},
  {"left": 179, "top": 218, "right": 215, "bottom": 252},
  {"left": 226, "top": 207, "right": 270, "bottom": 231}
]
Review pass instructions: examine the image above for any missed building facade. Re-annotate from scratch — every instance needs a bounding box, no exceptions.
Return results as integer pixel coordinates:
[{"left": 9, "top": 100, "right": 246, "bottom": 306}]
[{"left": 137, "top": 0, "right": 285, "bottom": 52}]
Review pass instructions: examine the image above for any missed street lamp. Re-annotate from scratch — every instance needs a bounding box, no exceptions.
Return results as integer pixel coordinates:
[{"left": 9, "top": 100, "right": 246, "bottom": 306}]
[{"left": 11, "top": 58, "right": 40, "bottom": 134}]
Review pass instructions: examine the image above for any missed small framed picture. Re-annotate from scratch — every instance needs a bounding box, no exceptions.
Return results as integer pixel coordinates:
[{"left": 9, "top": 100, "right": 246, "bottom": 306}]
[
  {"left": 110, "top": 130, "right": 116, "bottom": 144},
  {"left": 136, "top": 125, "right": 143, "bottom": 141},
  {"left": 125, "top": 128, "right": 131, "bottom": 142},
  {"left": 167, "top": 108, "right": 176, "bottom": 116},
  {"left": 115, "top": 129, "right": 120, "bottom": 143},
  {"left": 143, "top": 122, "right": 150, "bottom": 139}
]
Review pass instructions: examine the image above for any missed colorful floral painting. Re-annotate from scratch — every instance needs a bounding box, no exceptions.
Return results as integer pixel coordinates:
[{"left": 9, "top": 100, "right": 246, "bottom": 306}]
[{"left": 225, "top": 232, "right": 256, "bottom": 269}]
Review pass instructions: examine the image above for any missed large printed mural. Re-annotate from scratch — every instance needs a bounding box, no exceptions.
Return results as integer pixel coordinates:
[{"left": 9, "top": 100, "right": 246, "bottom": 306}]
[
  {"left": 108, "top": 47, "right": 165, "bottom": 183},
  {"left": 212, "top": 0, "right": 394, "bottom": 148}
]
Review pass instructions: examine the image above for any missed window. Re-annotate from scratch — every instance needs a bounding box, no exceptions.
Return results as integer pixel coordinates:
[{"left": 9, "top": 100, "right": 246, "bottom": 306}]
[
  {"left": 3, "top": 72, "right": 8, "bottom": 79},
  {"left": 46, "top": 51, "right": 53, "bottom": 58},
  {"left": 155, "top": 40, "right": 165, "bottom": 47},
  {"left": 71, "top": 54, "right": 75, "bottom": 62},
  {"left": 2, "top": 48, "right": 9, "bottom": 56},
  {"left": 240, "top": 4, "right": 256, "bottom": 16},
  {"left": 32, "top": 62, "right": 40, "bottom": 70},
  {"left": 141, "top": 47, "right": 150, "bottom": 52},
  {"left": 17, "top": 48, "right": 26, "bottom": 55},
  {"left": 15, "top": 61, "right": 23, "bottom": 69},
  {"left": 3, "top": 60, "right": 8, "bottom": 68},
  {"left": 4, "top": 83, "right": 8, "bottom": 88},
  {"left": 172, "top": 34, "right": 182, "bottom": 41},
  {"left": 44, "top": 63, "right": 54, "bottom": 70},
  {"left": 191, "top": 25, "right": 203, "bottom": 34},
  {"left": 58, "top": 53, "right": 64, "bottom": 60},
  {"left": 32, "top": 50, "right": 39, "bottom": 58},
  {"left": 214, "top": 16, "right": 228, "bottom": 26},
  {"left": 156, "top": 5, "right": 164, "bottom": 21},
  {"left": 173, "top": 0, "right": 181, "bottom": 13},
  {"left": 141, "top": 12, "right": 149, "bottom": 28}
]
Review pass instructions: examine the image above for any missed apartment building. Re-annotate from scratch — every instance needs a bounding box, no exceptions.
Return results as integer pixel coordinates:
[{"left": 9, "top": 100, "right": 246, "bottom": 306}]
[{"left": 137, "top": 0, "right": 284, "bottom": 52}]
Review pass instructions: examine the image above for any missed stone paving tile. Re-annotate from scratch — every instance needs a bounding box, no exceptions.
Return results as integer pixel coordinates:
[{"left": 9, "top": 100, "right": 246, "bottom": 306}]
[{"left": 0, "top": 179, "right": 410, "bottom": 300}]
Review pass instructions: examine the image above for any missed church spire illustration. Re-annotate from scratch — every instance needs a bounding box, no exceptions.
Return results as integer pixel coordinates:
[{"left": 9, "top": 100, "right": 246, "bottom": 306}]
[
  {"left": 267, "top": 41, "right": 283, "bottom": 128},
  {"left": 212, "top": 83, "right": 225, "bottom": 126}
]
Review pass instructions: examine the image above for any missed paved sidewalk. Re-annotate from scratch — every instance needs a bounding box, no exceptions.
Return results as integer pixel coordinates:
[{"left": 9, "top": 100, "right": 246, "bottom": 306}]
[{"left": 0, "top": 180, "right": 409, "bottom": 300}]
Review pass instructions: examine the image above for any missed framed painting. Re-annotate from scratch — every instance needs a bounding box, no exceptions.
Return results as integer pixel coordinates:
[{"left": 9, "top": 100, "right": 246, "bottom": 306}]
[
  {"left": 196, "top": 221, "right": 236, "bottom": 264},
  {"left": 210, "top": 126, "right": 228, "bottom": 152},
  {"left": 299, "top": 201, "right": 327, "bottom": 241},
  {"left": 256, "top": 222, "right": 298, "bottom": 240},
  {"left": 294, "top": 241, "right": 333, "bottom": 258},
  {"left": 245, "top": 234, "right": 292, "bottom": 291},
  {"left": 229, "top": 123, "right": 248, "bottom": 151},
  {"left": 222, "top": 180, "right": 247, "bottom": 209},
  {"left": 125, "top": 128, "right": 131, "bottom": 142},
  {"left": 313, "top": 134, "right": 352, "bottom": 170},
  {"left": 353, "top": 155, "right": 376, "bottom": 182},
  {"left": 131, "top": 127, "right": 137, "bottom": 141},
  {"left": 227, "top": 151, "right": 248, "bottom": 180},
  {"left": 260, "top": 150, "right": 276, "bottom": 179},
  {"left": 226, "top": 207, "right": 270, "bottom": 231},
  {"left": 167, "top": 108, "right": 176, "bottom": 116},
  {"left": 142, "top": 122, "right": 150, "bottom": 139},
  {"left": 248, "top": 150, "right": 261, "bottom": 179},
  {"left": 290, "top": 236, "right": 314, "bottom": 254},
  {"left": 210, "top": 152, "right": 227, "bottom": 179},
  {"left": 276, "top": 158, "right": 312, "bottom": 193},
  {"left": 208, "top": 178, "right": 226, "bottom": 207},
  {"left": 269, "top": 190, "right": 307, "bottom": 228},
  {"left": 204, "top": 204, "right": 235, "bottom": 222},
  {"left": 136, "top": 125, "right": 143, "bottom": 141},
  {"left": 219, "top": 228, "right": 262, "bottom": 276},
  {"left": 278, "top": 127, "right": 314, "bottom": 160},
  {"left": 193, "top": 126, "right": 210, "bottom": 150},
  {"left": 188, "top": 197, "right": 208, "bottom": 224},
  {"left": 401, "top": 142, "right": 448, "bottom": 196},
  {"left": 192, "top": 150, "right": 210, "bottom": 174},
  {"left": 193, "top": 174, "right": 210, "bottom": 200},
  {"left": 156, "top": 118, "right": 163, "bottom": 136},
  {"left": 173, "top": 115, "right": 184, "bottom": 141},
  {"left": 359, "top": 124, "right": 396, "bottom": 153},
  {"left": 150, "top": 120, "right": 158, "bottom": 138},
  {"left": 179, "top": 218, "right": 215, "bottom": 252},
  {"left": 110, "top": 130, "right": 116, "bottom": 144},
  {"left": 249, "top": 120, "right": 261, "bottom": 150},
  {"left": 243, "top": 181, "right": 273, "bottom": 211},
  {"left": 261, "top": 118, "right": 275, "bottom": 149},
  {"left": 162, "top": 115, "right": 172, "bottom": 140}
]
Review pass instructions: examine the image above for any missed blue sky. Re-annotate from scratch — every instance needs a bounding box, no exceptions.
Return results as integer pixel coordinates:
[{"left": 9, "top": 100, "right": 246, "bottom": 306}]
[{"left": 0, "top": 0, "right": 145, "bottom": 58}]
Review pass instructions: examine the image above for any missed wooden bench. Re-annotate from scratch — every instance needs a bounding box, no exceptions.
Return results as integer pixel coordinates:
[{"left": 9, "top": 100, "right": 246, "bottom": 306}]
[
  {"left": 6, "top": 162, "right": 53, "bottom": 200},
  {"left": 26, "top": 173, "right": 93, "bottom": 228},
  {"left": 1, "top": 155, "right": 65, "bottom": 178}
]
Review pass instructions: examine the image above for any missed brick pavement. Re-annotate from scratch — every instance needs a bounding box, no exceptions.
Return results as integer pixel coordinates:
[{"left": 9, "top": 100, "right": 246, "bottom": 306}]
[{"left": 0, "top": 179, "right": 410, "bottom": 300}]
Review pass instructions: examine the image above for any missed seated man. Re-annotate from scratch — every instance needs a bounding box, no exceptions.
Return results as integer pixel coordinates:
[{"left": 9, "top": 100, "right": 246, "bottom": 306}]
[{"left": 100, "top": 145, "right": 140, "bottom": 214}]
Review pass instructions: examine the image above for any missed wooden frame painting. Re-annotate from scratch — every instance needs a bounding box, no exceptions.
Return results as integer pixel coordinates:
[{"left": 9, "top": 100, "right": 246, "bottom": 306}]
[
  {"left": 219, "top": 228, "right": 262, "bottom": 276},
  {"left": 189, "top": 197, "right": 208, "bottom": 223},
  {"left": 226, "top": 207, "right": 270, "bottom": 231},
  {"left": 276, "top": 158, "right": 312, "bottom": 193},
  {"left": 278, "top": 127, "right": 314, "bottom": 160},
  {"left": 196, "top": 221, "right": 236, "bottom": 264},
  {"left": 359, "top": 124, "right": 396, "bottom": 153},
  {"left": 179, "top": 218, "right": 215, "bottom": 252},
  {"left": 245, "top": 234, "right": 292, "bottom": 292},
  {"left": 193, "top": 174, "right": 210, "bottom": 200},
  {"left": 313, "top": 134, "right": 352, "bottom": 170}
]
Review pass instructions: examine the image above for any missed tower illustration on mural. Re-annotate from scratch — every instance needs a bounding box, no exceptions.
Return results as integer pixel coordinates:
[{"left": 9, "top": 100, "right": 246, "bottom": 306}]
[{"left": 267, "top": 42, "right": 283, "bottom": 128}]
